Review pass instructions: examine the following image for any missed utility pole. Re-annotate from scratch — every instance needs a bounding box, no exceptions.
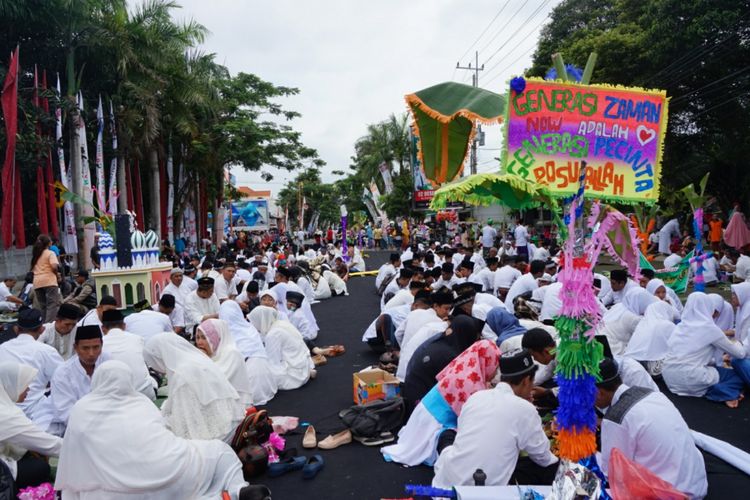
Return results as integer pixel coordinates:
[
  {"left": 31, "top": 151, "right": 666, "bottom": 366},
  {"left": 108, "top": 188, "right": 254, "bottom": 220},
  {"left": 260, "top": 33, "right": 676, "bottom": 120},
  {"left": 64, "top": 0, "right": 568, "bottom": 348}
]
[{"left": 456, "top": 51, "right": 484, "bottom": 175}]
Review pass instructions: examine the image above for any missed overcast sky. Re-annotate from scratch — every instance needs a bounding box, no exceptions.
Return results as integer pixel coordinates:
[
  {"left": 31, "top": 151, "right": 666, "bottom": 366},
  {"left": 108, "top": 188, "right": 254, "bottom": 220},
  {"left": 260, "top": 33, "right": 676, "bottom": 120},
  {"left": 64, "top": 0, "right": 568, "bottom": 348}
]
[{"left": 172, "top": 0, "right": 560, "bottom": 191}]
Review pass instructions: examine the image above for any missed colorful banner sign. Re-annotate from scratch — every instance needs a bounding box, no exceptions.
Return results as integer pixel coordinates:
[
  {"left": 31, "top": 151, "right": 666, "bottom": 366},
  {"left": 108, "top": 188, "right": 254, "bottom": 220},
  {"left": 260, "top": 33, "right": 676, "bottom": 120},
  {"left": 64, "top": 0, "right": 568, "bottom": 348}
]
[
  {"left": 639, "top": 250, "right": 693, "bottom": 294},
  {"left": 503, "top": 78, "right": 668, "bottom": 204},
  {"left": 411, "top": 131, "right": 435, "bottom": 209}
]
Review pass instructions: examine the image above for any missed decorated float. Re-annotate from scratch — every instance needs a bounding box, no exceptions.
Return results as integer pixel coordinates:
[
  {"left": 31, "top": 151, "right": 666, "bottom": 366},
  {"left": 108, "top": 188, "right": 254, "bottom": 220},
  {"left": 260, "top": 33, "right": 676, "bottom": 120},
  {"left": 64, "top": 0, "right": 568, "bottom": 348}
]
[{"left": 407, "top": 53, "right": 672, "bottom": 495}]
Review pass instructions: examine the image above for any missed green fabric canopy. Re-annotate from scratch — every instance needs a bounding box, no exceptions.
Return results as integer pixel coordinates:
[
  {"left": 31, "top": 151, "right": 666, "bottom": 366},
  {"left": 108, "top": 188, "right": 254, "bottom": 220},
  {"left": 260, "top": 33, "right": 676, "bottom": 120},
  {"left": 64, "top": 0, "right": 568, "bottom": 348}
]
[
  {"left": 429, "top": 172, "right": 552, "bottom": 210},
  {"left": 406, "top": 82, "right": 505, "bottom": 185}
]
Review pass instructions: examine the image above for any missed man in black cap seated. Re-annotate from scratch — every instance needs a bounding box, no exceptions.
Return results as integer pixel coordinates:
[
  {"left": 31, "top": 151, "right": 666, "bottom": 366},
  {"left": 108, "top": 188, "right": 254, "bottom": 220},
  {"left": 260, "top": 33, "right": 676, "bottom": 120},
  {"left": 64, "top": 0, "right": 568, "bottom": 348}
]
[
  {"left": 383, "top": 280, "right": 428, "bottom": 311},
  {"left": 432, "top": 262, "right": 461, "bottom": 291},
  {"left": 124, "top": 299, "right": 173, "bottom": 341},
  {"left": 286, "top": 291, "right": 316, "bottom": 342},
  {"left": 274, "top": 266, "right": 291, "bottom": 284},
  {"left": 39, "top": 303, "right": 83, "bottom": 360},
  {"left": 456, "top": 259, "right": 475, "bottom": 282},
  {"left": 0, "top": 308, "right": 64, "bottom": 425},
  {"left": 433, "top": 349, "right": 558, "bottom": 488},
  {"left": 151, "top": 293, "right": 186, "bottom": 335},
  {"left": 451, "top": 282, "right": 477, "bottom": 317},
  {"left": 62, "top": 269, "right": 97, "bottom": 313},
  {"left": 596, "top": 358, "right": 707, "bottom": 498},
  {"left": 100, "top": 309, "right": 157, "bottom": 400},
  {"left": 184, "top": 276, "right": 220, "bottom": 335},
  {"left": 48, "top": 323, "right": 110, "bottom": 435},
  {"left": 236, "top": 280, "right": 260, "bottom": 313}
]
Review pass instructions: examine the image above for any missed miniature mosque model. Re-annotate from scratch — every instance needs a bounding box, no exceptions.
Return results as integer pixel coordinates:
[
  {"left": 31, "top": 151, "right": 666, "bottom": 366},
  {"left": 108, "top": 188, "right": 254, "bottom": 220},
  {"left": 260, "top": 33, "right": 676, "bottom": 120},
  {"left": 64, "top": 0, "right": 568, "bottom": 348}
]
[{"left": 91, "top": 226, "right": 172, "bottom": 310}]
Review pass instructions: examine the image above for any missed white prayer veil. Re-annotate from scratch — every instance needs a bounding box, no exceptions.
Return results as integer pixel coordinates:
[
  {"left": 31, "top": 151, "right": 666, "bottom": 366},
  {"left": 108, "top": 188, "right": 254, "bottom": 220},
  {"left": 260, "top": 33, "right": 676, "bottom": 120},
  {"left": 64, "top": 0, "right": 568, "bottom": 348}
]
[
  {"left": 731, "top": 282, "right": 750, "bottom": 341},
  {"left": 0, "top": 362, "right": 37, "bottom": 442},
  {"left": 218, "top": 300, "right": 267, "bottom": 359},
  {"left": 667, "top": 292, "right": 725, "bottom": 357},
  {"left": 197, "top": 319, "right": 254, "bottom": 407},
  {"left": 625, "top": 300, "right": 677, "bottom": 361},
  {"left": 248, "top": 305, "right": 279, "bottom": 337}
]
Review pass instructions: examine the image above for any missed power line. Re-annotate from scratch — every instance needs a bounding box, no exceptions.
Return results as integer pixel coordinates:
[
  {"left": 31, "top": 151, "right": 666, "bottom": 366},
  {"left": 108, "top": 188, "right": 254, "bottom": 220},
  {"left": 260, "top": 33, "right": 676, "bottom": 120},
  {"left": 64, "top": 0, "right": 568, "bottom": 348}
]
[
  {"left": 670, "top": 64, "right": 750, "bottom": 105},
  {"left": 455, "top": 0, "right": 512, "bottom": 64},
  {"left": 482, "top": 0, "right": 551, "bottom": 68},
  {"left": 483, "top": 43, "right": 537, "bottom": 87},
  {"left": 475, "top": 0, "right": 528, "bottom": 57}
]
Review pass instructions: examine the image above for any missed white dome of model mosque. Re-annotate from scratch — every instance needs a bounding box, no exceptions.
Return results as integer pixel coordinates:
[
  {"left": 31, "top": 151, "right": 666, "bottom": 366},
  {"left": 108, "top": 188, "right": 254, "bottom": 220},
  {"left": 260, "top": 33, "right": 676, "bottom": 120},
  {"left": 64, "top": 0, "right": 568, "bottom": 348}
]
[
  {"left": 98, "top": 232, "right": 114, "bottom": 250},
  {"left": 131, "top": 230, "right": 146, "bottom": 249},
  {"left": 144, "top": 230, "right": 159, "bottom": 248}
]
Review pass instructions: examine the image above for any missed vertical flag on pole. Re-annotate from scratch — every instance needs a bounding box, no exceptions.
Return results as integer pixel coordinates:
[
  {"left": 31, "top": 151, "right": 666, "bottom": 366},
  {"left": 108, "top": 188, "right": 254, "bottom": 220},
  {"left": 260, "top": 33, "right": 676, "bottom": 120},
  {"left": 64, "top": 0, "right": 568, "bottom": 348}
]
[
  {"left": 33, "top": 66, "right": 50, "bottom": 235},
  {"left": 78, "top": 92, "right": 96, "bottom": 261},
  {"left": 56, "top": 75, "right": 77, "bottom": 253},
  {"left": 108, "top": 100, "right": 118, "bottom": 215},
  {"left": 95, "top": 96, "right": 106, "bottom": 211},
  {"left": 166, "top": 144, "right": 174, "bottom": 244},
  {"left": 1, "top": 47, "right": 25, "bottom": 249},
  {"left": 41, "top": 71, "right": 59, "bottom": 239},
  {"left": 133, "top": 159, "right": 145, "bottom": 230}
]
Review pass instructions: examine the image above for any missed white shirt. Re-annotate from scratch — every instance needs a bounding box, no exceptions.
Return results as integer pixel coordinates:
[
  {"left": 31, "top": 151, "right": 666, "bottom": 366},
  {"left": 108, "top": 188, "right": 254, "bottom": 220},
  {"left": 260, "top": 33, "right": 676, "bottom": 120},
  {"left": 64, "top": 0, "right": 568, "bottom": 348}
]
[
  {"left": 296, "top": 277, "right": 316, "bottom": 303},
  {"left": 38, "top": 322, "right": 75, "bottom": 360},
  {"left": 396, "top": 321, "right": 447, "bottom": 382},
  {"left": 433, "top": 383, "right": 557, "bottom": 488},
  {"left": 362, "top": 304, "right": 412, "bottom": 342},
  {"left": 184, "top": 291, "right": 221, "bottom": 330},
  {"left": 77, "top": 309, "right": 102, "bottom": 327},
  {"left": 736, "top": 254, "right": 750, "bottom": 282},
  {"left": 494, "top": 265, "right": 522, "bottom": 291},
  {"left": 213, "top": 276, "right": 240, "bottom": 301},
  {"left": 288, "top": 308, "right": 317, "bottom": 341},
  {"left": 595, "top": 272, "right": 614, "bottom": 306},
  {"left": 533, "top": 246, "right": 550, "bottom": 262},
  {"left": 381, "top": 279, "right": 404, "bottom": 310},
  {"left": 162, "top": 282, "right": 188, "bottom": 306},
  {"left": 600, "top": 385, "right": 707, "bottom": 498},
  {"left": 396, "top": 308, "right": 441, "bottom": 347},
  {"left": 48, "top": 352, "right": 111, "bottom": 432},
  {"left": 124, "top": 310, "right": 174, "bottom": 341},
  {"left": 514, "top": 225, "right": 528, "bottom": 246},
  {"left": 102, "top": 328, "right": 156, "bottom": 400},
  {"left": 504, "top": 273, "right": 538, "bottom": 311},
  {"left": 475, "top": 268, "right": 495, "bottom": 293},
  {"left": 182, "top": 275, "right": 199, "bottom": 292},
  {"left": 539, "top": 282, "right": 564, "bottom": 322},
  {"left": 375, "top": 263, "right": 397, "bottom": 291},
  {"left": 0, "top": 282, "right": 18, "bottom": 309},
  {"left": 658, "top": 219, "right": 680, "bottom": 254},
  {"left": 0, "top": 333, "right": 63, "bottom": 421},
  {"left": 384, "top": 289, "right": 414, "bottom": 311},
  {"left": 611, "top": 279, "right": 638, "bottom": 305},
  {"left": 151, "top": 303, "right": 186, "bottom": 330},
  {"left": 480, "top": 225, "right": 497, "bottom": 248}
]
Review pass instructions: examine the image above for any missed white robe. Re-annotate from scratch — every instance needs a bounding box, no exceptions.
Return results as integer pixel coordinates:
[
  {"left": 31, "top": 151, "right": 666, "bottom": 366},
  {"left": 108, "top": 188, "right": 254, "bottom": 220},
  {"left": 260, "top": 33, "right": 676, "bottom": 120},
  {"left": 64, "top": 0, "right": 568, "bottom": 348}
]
[
  {"left": 124, "top": 310, "right": 173, "bottom": 341},
  {"left": 396, "top": 321, "right": 447, "bottom": 382},
  {"left": 324, "top": 270, "right": 348, "bottom": 296},
  {"left": 218, "top": 301, "right": 277, "bottom": 406},
  {"left": 54, "top": 360, "right": 248, "bottom": 499},
  {"left": 0, "top": 333, "right": 63, "bottom": 427},
  {"left": 601, "top": 384, "right": 707, "bottom": 498},
  {"left": 0, "top": 363, "right": 62, "bottom": 479},
  {"left": 38, "top": 321, "right": 75, "bottom": 360},
  {"left": 102, "top": 328, "right": 156, "bottom": 400},
  {"left": 432, "top": 383, "right": 557, "bottom": 488},
  {"left": 504, "top": 273, "right": 538, "bottom": 312},
  {"left": 624, "top": 301, "right": 676, "bottom": 362},
  {"left": 493, "top": 265, "right": 521, "bottom": 292},
  {"left": 184, "top": 292, "right": 221, "bottom": 331},
  {"left": 658, "top": 218, "right": 680, "bottom": 254},
  {"left": 248, "top": 306, "right": 313, "bottom": 391},
  {"left": 198, "top": 319, "right": 255, "bottom": 408},
  {"left": 161, "top": 282, "right": 189, "bottom": 306}
]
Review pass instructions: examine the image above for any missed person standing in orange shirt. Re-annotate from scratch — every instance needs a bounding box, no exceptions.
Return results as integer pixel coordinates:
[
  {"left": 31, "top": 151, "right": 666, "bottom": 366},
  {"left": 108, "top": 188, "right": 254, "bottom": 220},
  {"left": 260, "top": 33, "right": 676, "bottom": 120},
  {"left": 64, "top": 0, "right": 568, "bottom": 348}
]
[{"left": 709, "top": 213, "right": 723, "bottom": 253}]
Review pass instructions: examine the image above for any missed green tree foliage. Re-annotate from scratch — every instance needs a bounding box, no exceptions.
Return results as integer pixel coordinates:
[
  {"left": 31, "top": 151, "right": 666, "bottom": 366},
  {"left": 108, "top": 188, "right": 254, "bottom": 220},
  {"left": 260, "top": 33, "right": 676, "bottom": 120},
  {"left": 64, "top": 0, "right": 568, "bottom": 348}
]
[
  {"left": 0, "top": 0, "right": 319, "bottom": 249},
  {"left": 528, "top": 0, "right": 750, "bottom": 210}
]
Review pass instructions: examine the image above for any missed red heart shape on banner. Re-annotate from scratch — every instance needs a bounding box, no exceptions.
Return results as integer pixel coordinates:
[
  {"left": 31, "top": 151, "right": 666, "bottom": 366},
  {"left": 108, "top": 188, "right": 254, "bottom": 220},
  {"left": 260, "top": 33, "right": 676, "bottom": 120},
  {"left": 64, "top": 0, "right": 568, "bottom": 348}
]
[{"left": 636, "top": 125, "right": 656, "bottom": 146}]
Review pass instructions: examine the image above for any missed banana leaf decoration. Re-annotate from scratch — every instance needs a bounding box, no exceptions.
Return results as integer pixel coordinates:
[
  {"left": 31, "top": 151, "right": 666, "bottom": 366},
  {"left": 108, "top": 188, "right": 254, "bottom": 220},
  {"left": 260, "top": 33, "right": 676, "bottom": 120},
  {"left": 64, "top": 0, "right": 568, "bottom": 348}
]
[
  {"left": 405, "top": 82, "right": 505, "bottom": 185},
  {"left": 60, "top": 188, "right": 114, "bottom": 233}
]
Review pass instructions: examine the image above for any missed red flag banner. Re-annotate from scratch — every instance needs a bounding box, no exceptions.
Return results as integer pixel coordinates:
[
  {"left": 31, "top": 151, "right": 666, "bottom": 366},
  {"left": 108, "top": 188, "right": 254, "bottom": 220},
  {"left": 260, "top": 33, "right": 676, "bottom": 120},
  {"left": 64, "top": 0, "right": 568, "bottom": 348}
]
[
  {"left": 33, "top": 67, "right": 50, "bottom": 235},
  {"left": 1, "top": 47, "right": 23, "bottom": 249},
  {"left": 41, "top": 71, "right": 59, "bottom": 238}
]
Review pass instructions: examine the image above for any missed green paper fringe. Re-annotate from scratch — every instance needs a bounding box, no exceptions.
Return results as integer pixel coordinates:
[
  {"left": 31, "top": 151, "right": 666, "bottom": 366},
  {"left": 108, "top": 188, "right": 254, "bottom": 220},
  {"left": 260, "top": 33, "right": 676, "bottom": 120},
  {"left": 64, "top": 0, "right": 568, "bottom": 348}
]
[{"left": 553, "top": 316, "right": 604, "bottom": 380}]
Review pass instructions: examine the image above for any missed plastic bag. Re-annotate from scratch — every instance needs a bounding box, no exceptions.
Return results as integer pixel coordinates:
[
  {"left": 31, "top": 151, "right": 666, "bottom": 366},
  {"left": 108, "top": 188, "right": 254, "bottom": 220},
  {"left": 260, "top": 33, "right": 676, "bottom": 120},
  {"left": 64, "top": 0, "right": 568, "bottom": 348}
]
[{"left": 608, "top": 448, "right": 687, "bottom": 500}]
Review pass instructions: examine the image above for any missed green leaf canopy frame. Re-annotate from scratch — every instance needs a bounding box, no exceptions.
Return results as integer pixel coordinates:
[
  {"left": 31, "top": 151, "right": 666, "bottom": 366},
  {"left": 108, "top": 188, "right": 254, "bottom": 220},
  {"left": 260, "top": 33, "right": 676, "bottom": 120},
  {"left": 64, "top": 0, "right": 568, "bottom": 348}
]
[
  {"left": 406, "top": 82, "right": 505, "bottom": 185},
  {"left": 430, "top": 172, "right": 552, "bottom": 210}
]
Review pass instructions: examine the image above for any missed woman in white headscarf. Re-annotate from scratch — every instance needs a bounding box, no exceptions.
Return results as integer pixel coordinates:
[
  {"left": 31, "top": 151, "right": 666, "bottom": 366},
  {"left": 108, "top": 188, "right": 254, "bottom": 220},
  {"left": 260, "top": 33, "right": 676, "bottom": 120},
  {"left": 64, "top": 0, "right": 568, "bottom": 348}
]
[
  {"left": 196, "top": 319, "right": 254, "bottom": 408},
  {"left": 55, "top": 360, "right": 266, "bottom": 500},
  {"left": 258, "top": 290, "right": 288, "bottom": 321},
  {"left": 248, "top": 306, "right": 314, "bottom": 390},
  {"left": 709, "top": 293, "right": 735, "bottom": 333},
  {"left": 729, "top": 283, "right": 750, "bottom": 391},
  {"left": 273, "top": 281, "right": 320, "bottom": 337},
  {"left": 597, "top": 287, "right": 657, "bottom": 355},
  {"left": 0, "top": 362, "right": 61, "bottom": 489},
  {"left": 663, "top": 292, "right": 747, "bottom": 408},
  {"left": 143, "top": 333, "right": 243, "bottom": 441},
  {"left": 646, "top": 278, "right": 683, "bottom": 316},
  {"left": 624, "top": 300, "right": 677, "bottom": 375},
  {"left": 219, "top": 301, "right": 278, "bottom": 405}
]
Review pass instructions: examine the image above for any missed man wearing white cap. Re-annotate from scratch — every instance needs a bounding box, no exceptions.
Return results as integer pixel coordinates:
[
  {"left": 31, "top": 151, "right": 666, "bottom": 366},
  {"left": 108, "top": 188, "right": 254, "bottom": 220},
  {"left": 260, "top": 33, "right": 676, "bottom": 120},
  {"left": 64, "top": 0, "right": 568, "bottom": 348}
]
[{"left": 162, "top": 267, "right": 189, "bottom": 306}]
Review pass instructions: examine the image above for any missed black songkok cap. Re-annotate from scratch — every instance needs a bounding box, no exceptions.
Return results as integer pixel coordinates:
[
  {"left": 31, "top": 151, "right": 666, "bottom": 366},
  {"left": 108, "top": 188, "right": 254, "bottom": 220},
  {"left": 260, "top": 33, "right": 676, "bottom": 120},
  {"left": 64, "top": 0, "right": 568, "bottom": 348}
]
[
  {"left": 610, "top": 269, "right": 628, "bottom": 282},
  {"left": 101, "top": 309, "right": 124, "bottom": 323},
  {"left": 75, "top": 325, "right": 103, "bottom": 342},
  {"left": 159, "top": 294, "right": 176, "bottom": 308},
  {"left": 441, "top": 262, "right": 454, "bottom": 274},
  {"left": 499, "top": 349, "right": 536, "bottom": 377},
  {"left": 57, "top": 303, "right": 81, "bottom": 320},
  {"left": 389, "top": 253, "right": 401, "bottom": 262},
  {"left": 197, "top": 277, "right": 215, "bottom": 289},
  {"left": 18, "top": 308, "right": 44, "bottom": 329},
  {"left": 276, "top": 267, "right": 291, "bottom": 278},
  {"left": 596, "top": 358, "right": 620, "bottom": 386},
  {"left": 431, "top": 290, "right": 455, "bottom": 306},
  {"left": 133, "top": 299, "right": 151, "bottom": 312},
  {"left": 286, "top": 291, "right": 305, "bottom": 308}
]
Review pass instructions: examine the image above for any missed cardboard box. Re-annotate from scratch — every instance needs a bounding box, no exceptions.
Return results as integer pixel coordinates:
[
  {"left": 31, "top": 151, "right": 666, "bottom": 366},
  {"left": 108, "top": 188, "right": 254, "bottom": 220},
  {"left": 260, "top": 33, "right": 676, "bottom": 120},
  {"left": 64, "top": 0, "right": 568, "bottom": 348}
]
[{"left": 352, "top": 368, "right": 401, "bottom": 405}]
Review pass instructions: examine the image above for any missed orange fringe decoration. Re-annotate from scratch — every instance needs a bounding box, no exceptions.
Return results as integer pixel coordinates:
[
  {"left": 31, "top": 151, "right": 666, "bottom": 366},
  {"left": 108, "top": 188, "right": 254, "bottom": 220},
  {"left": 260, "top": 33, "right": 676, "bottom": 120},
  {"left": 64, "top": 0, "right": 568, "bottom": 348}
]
[{"left": 557, "top": 428, "right": 597, "bottom": 462}]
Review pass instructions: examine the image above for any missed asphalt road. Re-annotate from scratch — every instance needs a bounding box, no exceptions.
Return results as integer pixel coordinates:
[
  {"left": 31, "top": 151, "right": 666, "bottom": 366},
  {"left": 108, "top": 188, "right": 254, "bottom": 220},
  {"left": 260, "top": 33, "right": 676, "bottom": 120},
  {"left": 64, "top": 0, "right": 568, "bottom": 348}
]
[{"left": 260, "top": 250, "right": 750, "bottom": 499}]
